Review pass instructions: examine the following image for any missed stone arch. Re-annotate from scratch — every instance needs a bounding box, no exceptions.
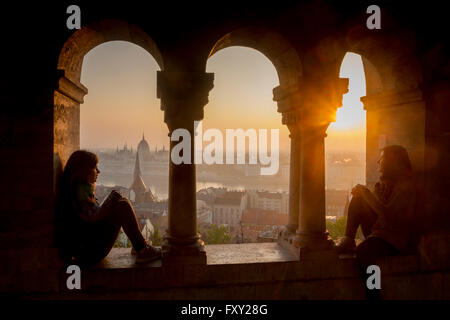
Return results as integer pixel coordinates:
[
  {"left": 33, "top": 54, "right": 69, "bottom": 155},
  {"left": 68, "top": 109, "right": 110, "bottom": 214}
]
[
  {"left": 343, "top": 33, "right": 425, "bottom": 187},
  {"left": 208, "top": 27, "right": 302, "bottom": 88},
  {"left": 54, "top": 19, "right": 164, "bottom": 189},
  {"left": 206, "top": 27, "right": 304, "bottom": 239},
  {"left": 58, "top": 19, "right": 164, "bottom": 84}
]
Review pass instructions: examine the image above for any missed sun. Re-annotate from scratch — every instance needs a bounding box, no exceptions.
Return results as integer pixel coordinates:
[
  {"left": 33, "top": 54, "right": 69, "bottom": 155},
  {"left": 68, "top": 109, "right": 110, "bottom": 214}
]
[{"left": 328, "top": 52, "right": 366, "bottom": 132}]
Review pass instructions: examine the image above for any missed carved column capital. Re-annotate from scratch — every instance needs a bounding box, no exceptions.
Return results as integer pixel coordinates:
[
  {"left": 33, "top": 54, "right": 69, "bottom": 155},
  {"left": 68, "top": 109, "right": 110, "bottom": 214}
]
[
  {"left": 337, "top": 77, "right": 350, "bottom": 98},
  {"left": 281, "top": 110, "right": 300, "bottom": 139},
  {"left": 55, "top": 69, "right": 88, "bottom": 104},
  {"left": 299, "top": 123, "right": 329, "bottom": 139},
  {"left": 157, "top": 71, "right": 214, "bottom": 132},
  {"left": 361, "top": 87, "right": 424, "bottom": 111},
  {"left": 273, "top": 82, "right": 303, "bottom": 114},
  {"left": 276, "top": 76, "right": 348, "bottom": 132}
]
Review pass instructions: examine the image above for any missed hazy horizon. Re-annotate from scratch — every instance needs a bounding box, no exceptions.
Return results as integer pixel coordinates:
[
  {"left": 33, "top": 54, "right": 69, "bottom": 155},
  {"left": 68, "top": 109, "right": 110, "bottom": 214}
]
[{"left": 80, "top": 41, "right": 366, "bottom": 154}]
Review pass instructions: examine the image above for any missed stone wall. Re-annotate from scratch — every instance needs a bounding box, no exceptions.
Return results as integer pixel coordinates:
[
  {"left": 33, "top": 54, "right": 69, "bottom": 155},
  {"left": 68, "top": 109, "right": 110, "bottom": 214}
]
[{"left": 0, "top": 1, "right": 448, "bottom": 298}]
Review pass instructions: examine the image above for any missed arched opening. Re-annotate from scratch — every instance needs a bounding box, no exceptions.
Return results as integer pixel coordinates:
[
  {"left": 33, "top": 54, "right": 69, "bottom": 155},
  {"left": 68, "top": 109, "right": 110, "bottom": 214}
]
[
  {"left": 54, "top": 20, "right": 166, "bottom": 250},
  {"left": 325, "top": 44, "right": 426, "bottom": 241},
  {"left": 54, "top": 19, "right": 164, "bottom": 170},
  {"left": 346, "top": 34, "right": 425, "bottom": 189},
  {"left": 199, "top": 28, "right": 302, "bottom": 245},
  {"left": 80, "top": 40, "right": 168, "bottom": 247},
  {"left": 80, "top": 41, "right": 168, "bottom": 200},
  {"left": 325, "top": 52, "right": 367, "bottom": 239}
]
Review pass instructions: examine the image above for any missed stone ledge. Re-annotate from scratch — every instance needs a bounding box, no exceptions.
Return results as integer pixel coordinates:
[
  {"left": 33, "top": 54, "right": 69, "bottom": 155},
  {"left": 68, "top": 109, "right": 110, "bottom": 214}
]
[
  {"left": 56, "top": 243, "right": 430, "bottom": 294},
  {"left": 2, "top": 241, "right": 442, "bottom": 296},
  {"left": 377, "top": 254, "right": 420, "bottom": 275},
  {"left": 10, "top": 240, "right": 450, "bottom": 299},
  {"left": 64, "top": 243, "right": 364, "bottom": 293}
]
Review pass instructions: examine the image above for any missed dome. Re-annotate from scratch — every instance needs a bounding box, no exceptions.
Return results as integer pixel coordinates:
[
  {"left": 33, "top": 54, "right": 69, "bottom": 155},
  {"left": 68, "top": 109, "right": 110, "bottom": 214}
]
[{"left": 137, "top": 133, "right": 150, "bottom": 156}]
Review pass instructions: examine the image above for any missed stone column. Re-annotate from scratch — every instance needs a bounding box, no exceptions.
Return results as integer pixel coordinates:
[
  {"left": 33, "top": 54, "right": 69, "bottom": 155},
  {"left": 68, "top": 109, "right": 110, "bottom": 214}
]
[
  {"left": 157, "top": 71, "right": 214, "bottom": 265},
  {"left": 273, "top": 85, "right": 302, "bottom": 239},
  {"left": 282, "top": 113, "right": 301, "bottom": 234},
  {"left": 294, "top": 125, "right": 334, "bottom": 251},
  {"left": 292, "top": 77, "right": 348, "bottom": 254},
  {"left": 54, "top": 69, "right": 88, "bottom": 192}
]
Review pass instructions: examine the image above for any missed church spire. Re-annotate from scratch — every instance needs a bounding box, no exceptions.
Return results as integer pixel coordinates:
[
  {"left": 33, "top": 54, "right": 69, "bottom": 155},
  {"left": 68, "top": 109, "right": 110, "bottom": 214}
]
[
  {"left": 130, "top": 151, "right": 147, "bottom": 193},
  {"left": 134, "top": 151, "right": 142, "bottom": 179}
]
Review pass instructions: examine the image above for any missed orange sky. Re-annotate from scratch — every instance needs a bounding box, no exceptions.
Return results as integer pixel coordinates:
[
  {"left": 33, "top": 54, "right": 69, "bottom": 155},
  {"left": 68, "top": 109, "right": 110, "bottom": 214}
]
[{"left": 80, "top": 41, "right": 366, "bottom": 154}]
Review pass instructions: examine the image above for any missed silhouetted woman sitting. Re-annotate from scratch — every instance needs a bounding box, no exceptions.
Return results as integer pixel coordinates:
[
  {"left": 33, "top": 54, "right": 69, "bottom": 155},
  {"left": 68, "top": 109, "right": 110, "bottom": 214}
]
[
  {"left": 55, "top": 150, "right": 161, "bottom": 267},
  {"left": 336, "top": 145, "right": 419, "bottom": 299}
]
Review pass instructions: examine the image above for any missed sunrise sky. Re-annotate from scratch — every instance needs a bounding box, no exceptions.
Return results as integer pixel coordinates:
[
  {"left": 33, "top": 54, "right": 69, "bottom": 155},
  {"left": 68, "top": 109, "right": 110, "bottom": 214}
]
[{"left": 80, "top": 41, "right": 366, "bottom": 154}]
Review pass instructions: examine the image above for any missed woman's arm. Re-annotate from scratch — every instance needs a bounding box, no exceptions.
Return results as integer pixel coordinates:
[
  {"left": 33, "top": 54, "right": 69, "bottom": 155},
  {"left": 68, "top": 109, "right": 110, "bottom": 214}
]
[
  {"left": 355, "top": 182, "right": 415, "bottom": 230},
  {"left": 76, "top": 183, "right": 101, "bottom": 223},
  {"left": 352, "top": 184, "right": 387, "bottom": 224}
]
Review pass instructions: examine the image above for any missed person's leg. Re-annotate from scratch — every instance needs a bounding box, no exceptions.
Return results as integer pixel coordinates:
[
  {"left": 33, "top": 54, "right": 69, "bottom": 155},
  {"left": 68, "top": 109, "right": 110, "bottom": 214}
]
[
  {"left": 345, "top": 193, "right": 378, "bottom": 239},
  {"left": 111, "top": 199, "right": 161, "bottom": 263},
  {"left": 111, "top": 198, "right": 147, "bottom": 252},
  {"left": 76, "top": 197, "right": 148, "bottom": 267},
  {"left": 356, "top": 237, "right": 399, "bottom": 300}
]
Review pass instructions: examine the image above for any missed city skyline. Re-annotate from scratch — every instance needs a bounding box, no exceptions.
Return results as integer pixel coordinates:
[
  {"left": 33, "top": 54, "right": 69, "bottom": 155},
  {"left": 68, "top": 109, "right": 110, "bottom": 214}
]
[{"left": 80, "top": 42, "right": 366, "bottom": 154}]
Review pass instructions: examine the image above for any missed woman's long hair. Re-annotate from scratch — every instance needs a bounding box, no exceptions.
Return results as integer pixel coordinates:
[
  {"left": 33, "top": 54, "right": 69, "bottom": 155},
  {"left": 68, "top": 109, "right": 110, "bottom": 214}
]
[
  {"left": 55, "top": 150, "right": 98, "bottom": 262},
  {"left": 380, "top": 145, "right": 413, "bottom": 182}
]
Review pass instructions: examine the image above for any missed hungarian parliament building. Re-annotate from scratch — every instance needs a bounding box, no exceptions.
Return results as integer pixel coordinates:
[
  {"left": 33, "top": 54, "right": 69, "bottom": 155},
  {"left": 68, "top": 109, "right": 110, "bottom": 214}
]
[{"left": 92, "top": 134, "right": 170, "bottom": 199}]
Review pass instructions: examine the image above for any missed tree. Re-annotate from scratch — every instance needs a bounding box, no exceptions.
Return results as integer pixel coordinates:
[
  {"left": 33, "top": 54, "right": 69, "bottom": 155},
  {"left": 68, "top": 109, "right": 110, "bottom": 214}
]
[
  {"left": 150, "top": 223, "right": 163, "bottom": 246},
  {"left": 200, "top": 224, "right": 232, "bottom": 244},
  {"left": 113, "top": 232, "right": 132, "bottom": 248},
  {"left": 326, "top": 216, "right": 363, "bottom": 240}
]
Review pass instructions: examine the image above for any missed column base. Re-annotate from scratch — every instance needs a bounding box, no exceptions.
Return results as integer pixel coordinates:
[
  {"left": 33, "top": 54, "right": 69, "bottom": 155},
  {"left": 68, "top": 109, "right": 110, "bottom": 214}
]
[
  {"left": 277, "top": 228, "right": 300, "bottom": 260},
  {"left": 161, "top": 234, "right": 207, "bottom": 265},
  {"left": 293, "top": 231, "right": 338, "bottom": 261},
  {"left": 285, "top": 224, "right": 298, "bottom": 235}
]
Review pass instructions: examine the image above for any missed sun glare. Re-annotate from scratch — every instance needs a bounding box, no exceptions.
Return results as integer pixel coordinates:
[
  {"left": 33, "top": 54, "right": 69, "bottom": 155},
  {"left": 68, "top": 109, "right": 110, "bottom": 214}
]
[
  {"left": 326, "top": 52, "right": 366, "bottom": 153},
  {"left": 329, "top": 52, "right": 366, "bottom": 131}
]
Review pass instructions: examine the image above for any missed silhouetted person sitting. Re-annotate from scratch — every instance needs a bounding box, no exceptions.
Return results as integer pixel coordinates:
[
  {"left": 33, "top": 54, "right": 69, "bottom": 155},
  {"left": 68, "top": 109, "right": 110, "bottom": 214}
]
[
  {"left": 336, "top": 145, "right": 417, "bottom": 299},
  {"left": 55, "top": 150, "right": 161, "bottom": 267}
]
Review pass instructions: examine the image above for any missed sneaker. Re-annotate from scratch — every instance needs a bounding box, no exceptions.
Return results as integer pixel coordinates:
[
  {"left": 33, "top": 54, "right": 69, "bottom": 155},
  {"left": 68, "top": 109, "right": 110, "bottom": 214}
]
[
  {"left": 335, "top": 236, "right": 356, "bottom": 254},
  {"left": 135, "top": 245, "right": 162, "bottom": 264},
  {"left": 131, "top": 241, "right": 153, "bottom": 255}
]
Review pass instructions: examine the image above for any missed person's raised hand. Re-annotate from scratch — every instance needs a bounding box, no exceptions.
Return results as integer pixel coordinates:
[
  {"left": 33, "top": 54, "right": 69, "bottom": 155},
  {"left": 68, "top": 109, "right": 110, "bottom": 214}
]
[
  {"left": 110, "top": 190, "right": 123, "bottom": 200},
  {"left": 351, "top": 184, "right": 368, "bottom": 196}
]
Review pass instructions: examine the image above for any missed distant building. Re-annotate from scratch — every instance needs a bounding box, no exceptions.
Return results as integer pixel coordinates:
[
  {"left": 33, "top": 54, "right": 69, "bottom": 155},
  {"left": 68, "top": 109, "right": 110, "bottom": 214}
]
[
  {"left": 247, "top": 190, "right": 288, "bottom": 214},
  {"left": 326, "top": 152, "right": 365, "bottom": 190},
  {"left": 110, "top": 134, "right": 168, "bottom": 163},
  {"left": 130, "top": 151, "right": 156, "bottom": 203},
  {"left": 137, "top": 133, "right": 152, "bottom": 161},
  {"left": 115, "top": 143, "right": 133, "bottom": 159},
  {"left": 325, "top": 189, "right": 349, "bottom": 217},
  {"left": 240, "top": 208, "right": 287, "bottom": 243},
  {"left": 95, "top": 184, "right": 130, "bottom": 203},
  {"left": 212, "top": 191, "right": 247, "bottom": 226},
  {"left": 197, "top": 199, "right": 212, "bottom": 225},
  {"left": 153, "top": 144, "right": 169, "bottom": 162},
  {"left": 241, "top": 208, "right": 288, "bottom": 227}
]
